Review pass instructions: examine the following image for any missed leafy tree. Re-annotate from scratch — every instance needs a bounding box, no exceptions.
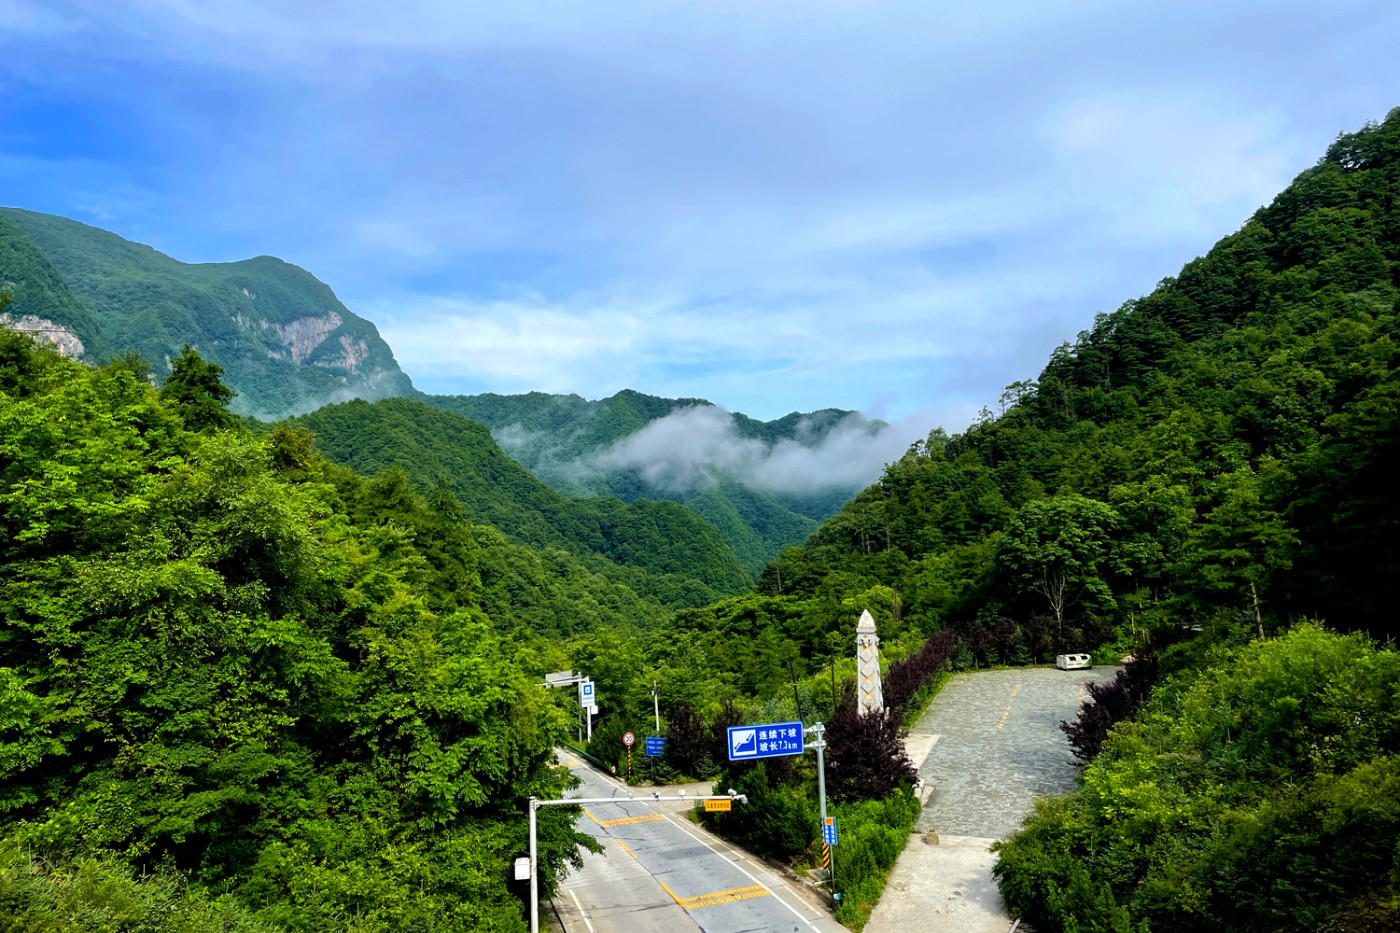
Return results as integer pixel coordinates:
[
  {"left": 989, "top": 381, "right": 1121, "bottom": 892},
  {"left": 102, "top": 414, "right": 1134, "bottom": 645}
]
[
  {"left": 160, "top": 344, "right": 237, "bottom": 432},
  {"left": 997, "top": 494, "right": 1123, "bottom": 638},
  {"left": 825, "top": 683, "right": 917, "bottom": 802}
]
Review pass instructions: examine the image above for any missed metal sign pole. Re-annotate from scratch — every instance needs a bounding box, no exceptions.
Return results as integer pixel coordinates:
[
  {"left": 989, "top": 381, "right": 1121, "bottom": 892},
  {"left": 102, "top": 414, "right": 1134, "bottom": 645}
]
[{"left": 811, "top": 723, "right": 835, "bottom": 895}]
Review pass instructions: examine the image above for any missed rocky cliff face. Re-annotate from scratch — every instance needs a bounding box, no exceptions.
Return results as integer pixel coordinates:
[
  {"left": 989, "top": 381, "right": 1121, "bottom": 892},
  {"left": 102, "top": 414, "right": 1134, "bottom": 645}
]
[
  {"left": 0, "top": 313, "right": 86, "bottom": 358},
  {"left": 0, "top": 208, "right": 416, "bottom": 418}
]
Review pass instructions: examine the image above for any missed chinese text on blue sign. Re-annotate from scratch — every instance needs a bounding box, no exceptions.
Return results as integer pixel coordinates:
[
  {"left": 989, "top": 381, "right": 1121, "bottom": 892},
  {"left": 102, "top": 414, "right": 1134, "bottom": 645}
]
[
  {"left": 644, "top": 737, "right": 666, "bottom": 758},
  {"left": 727, "top": 721, "right": 805, "bottom": 761}
]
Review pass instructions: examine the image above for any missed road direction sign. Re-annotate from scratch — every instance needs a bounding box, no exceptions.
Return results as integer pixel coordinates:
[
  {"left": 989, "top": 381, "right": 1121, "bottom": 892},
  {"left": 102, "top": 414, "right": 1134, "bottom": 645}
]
[
  {"left": 622, "top": 731, "right": 636, "bottom": 747},
  {"left": 726, "top": 721, "right": 805, "bottom": 761},
  {"left": 578, "top": 681, "right": 595, "bottom": 707},
  {"left": 644, "top": 737, "right": 666, "bottom": 757},
  {"left": 823, "top": 816, "right": 838, "bottom": 846}
]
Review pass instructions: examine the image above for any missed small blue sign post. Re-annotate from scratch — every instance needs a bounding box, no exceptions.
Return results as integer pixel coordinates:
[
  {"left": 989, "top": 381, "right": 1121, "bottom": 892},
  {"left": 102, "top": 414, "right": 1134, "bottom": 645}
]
[
  {"left": 645, "top": 736, "right": 666, "bottom": 758},
  {"left": 726, "top": 721, "right": 805, "bottom": 761},
  {"left": 823, "top": 816, "right": 838, "bottom": 846}
]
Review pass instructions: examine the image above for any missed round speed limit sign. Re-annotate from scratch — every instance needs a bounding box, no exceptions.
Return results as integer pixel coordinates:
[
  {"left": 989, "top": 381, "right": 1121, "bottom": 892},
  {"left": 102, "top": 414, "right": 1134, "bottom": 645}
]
[{"left": 622, "top": 732, "right": 636, "bottom": 747}]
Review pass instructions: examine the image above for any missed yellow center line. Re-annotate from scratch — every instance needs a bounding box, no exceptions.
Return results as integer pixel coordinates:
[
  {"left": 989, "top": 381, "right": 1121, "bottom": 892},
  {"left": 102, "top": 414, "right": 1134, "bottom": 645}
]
[
  {"left": 996, "top": 681, "right": 1023, "bottom": 731},
  {"left": 680, "top": 884, "right": 767, "bottom": 906},
  {"left": 657, "top": 880, "right": 772, "bottom": 911},
  {"left": 599, "top": 813, "right": 666, "bottom": 828},
  {"left": 616, "top": 840, "right": 637, "bottom": 860},
  {"left": 582, "top": 808, "right": 603, "bottom": 826}
]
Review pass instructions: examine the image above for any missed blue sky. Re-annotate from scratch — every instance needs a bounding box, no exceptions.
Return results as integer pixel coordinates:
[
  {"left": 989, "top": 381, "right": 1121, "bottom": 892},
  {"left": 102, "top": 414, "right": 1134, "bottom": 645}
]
[{"left": 3, "top": 1, "right": 1398, "bottom": 433}]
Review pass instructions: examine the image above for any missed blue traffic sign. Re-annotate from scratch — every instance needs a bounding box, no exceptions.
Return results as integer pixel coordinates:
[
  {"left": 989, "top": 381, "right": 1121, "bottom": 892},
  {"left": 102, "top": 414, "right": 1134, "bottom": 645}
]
[
  {"left": 823, "top": 818, "right": 838, "bottom": 846},
  {"left": 726, "top": 721, "right": 805, "bottom": 761},
  {"left": 644, "top": 736, "right": 666, "bottom": 757}
]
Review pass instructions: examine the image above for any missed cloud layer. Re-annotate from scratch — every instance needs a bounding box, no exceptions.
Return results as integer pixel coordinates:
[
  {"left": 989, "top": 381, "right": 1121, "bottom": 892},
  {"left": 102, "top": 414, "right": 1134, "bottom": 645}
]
[{"left": 589, "top": 405, "right": 919, "bottom": 495}]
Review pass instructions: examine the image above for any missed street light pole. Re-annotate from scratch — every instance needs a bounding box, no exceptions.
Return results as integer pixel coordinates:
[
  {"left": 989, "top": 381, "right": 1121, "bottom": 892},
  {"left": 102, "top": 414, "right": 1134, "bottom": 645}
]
[
  {"left": 528, "top": 796, "right": 538, "bottom": 933},
  {"left": 652, "top": 681, "right": 660, "bottom": 733}
]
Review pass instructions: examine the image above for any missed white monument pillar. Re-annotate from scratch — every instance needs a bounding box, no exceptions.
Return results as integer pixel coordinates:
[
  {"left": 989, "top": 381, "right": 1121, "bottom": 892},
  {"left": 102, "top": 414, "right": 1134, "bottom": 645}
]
[{"left": 856, "top": 609, "right": 884, "bottom": 716}]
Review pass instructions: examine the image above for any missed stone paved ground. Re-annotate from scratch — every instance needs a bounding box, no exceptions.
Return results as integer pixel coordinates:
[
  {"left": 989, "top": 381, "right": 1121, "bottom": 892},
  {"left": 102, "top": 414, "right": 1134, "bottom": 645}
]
[
  {"left": 866, "top": 664, "right": 1120, "bottom": 933},
  {"left": 912, "top": 666, "right": 1120, "bottom": 839}
]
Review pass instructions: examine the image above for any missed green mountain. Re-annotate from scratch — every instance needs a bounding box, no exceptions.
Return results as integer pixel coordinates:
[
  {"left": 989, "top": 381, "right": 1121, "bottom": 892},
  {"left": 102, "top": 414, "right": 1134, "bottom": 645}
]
[
  {"left": 764, "top": 108, "right": 1400, "bottom": 649},
  {"left": 425, "top": 389, "right": 883, "bottom": 572},
  {"left": 294, "top": 396, "right": 755, "bottom": 603},
  {"left": 0, "top": 207, "right": 415, "bottom": 418},
  {"left": 0, "top": 211, "right": 109, "bottom": 360}
]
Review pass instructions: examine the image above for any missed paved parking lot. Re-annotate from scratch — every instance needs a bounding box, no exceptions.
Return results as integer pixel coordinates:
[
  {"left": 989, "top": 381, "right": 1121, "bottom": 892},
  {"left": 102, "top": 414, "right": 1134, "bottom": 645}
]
[
  {"left": 866, "top": 664, "right": 1120, "bottom": 933},
  {"left": 913, "top": 666, "right": 1119, "bottom": 839}
]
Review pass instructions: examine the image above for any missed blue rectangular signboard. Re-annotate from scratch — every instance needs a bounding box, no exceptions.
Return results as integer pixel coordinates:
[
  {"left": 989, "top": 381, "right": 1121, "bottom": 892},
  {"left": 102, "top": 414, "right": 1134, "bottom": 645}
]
[
  {"left": 726, "top": 721, "right": 805, "bottom": 761},
  {"left": 644, "top": 737, "right": 666, "bottom": 758},
  {"left": 823, "top": 818, "right": 839, "bottom": 846}
]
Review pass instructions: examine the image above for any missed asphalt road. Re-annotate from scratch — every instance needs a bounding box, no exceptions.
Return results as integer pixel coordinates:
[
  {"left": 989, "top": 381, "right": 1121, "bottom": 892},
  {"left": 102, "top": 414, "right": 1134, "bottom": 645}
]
[{"left": 552, "top": 752, "right": 845, "bottom": 933}]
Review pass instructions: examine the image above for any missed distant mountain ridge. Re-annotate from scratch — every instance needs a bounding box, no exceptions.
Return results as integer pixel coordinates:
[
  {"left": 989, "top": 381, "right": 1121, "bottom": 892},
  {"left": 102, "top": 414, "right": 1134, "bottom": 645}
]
[
  {"left": 425, "top": 389, "right": 889, "bottom": 572},
  {"left": 0, "top": 207, "right": 414, "bottom": 418}
]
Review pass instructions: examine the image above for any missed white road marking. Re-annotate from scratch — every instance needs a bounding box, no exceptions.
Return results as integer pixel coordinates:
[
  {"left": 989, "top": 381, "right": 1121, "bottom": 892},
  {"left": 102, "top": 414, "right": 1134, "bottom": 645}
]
[
  {"left": 568, "top": 888, "right": 597, "bottom": 933},
  {"left": 664, "top": 812, "right": 822, "bottom": 932}
]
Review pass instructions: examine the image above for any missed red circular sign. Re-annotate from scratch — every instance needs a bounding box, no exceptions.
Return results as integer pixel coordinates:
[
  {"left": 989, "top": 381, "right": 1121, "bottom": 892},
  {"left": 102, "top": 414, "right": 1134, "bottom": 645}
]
[{"left": 622, "top": 732, "right": 636, "bottom": 746}]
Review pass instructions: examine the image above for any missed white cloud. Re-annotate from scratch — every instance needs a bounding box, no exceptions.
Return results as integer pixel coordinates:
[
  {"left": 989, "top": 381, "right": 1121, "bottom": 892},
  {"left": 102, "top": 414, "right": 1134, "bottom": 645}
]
[{"left": 589, "top": 404, "right": 929, "bottom": 495}]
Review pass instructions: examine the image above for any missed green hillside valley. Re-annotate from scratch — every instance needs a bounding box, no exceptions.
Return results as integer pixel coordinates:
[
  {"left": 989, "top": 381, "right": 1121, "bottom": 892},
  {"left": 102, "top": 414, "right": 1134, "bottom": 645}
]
[{"left": 4, "top": 89, "right": 1400, "bottom": 933}]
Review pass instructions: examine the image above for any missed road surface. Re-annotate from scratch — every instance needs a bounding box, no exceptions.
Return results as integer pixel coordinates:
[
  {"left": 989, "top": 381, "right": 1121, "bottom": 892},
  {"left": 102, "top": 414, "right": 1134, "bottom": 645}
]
[{"left": 552, "top": 752, "right": 845, "bottom": 933}]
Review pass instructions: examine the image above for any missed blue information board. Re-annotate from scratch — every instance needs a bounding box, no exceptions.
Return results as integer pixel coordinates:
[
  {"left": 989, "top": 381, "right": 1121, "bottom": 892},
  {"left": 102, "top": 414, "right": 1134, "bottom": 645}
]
[
  {"left": 823, "top": 818, "right": 839, "bottom": 846},
  {"left": 726, "top": 721, "right": 805, "bottom": 761},
  {"left": 644, "top": 736, "right": 666, "bottom": 758}
]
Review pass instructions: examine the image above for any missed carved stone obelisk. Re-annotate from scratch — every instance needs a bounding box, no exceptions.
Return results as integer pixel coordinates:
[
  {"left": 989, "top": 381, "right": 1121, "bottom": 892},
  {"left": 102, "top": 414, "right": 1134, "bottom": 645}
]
[{"left": 856, "top": 609, "right": 884, "bottom": 716}]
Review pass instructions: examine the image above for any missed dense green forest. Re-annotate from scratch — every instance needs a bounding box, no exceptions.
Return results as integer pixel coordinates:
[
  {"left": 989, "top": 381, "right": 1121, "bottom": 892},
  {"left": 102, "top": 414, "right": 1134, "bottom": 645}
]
[
  {"left": 294, "top": 397, "right": 755, "bottom": 604},
  {"left": 0, "top": 324, "right": 596, "bottom": 932},
  {"left": 0, "top": 208, "right": 414, "bottom": 418}
]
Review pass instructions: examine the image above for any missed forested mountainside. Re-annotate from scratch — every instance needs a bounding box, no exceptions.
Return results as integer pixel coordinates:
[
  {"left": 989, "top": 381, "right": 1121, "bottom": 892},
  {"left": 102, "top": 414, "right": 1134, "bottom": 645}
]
[
  {"left": 763, "top": 109, "right": 1400, "bottom": 654},
  {"left": 0, "top": 208, "right": 414, "bottom": 418},
  {"left": 0, "top": 322, "right": 595, "bottom": 932},
  {"left": 294, "top": 397, "right": 755, "bottom": 603},
  {"left": 0, "top": 212, "right": 109, "bottom": 360},
  {"left": 426, "top": 390, "right": 877, "bottom": 573}
]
